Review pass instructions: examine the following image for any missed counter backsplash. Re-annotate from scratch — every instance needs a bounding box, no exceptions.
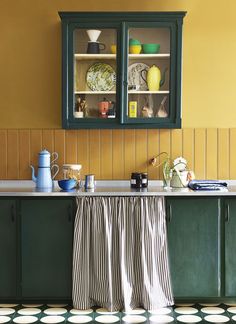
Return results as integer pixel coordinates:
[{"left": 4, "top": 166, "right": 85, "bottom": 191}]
[{"left": 0, "top": 128, "right": 235, "bottom": 180}]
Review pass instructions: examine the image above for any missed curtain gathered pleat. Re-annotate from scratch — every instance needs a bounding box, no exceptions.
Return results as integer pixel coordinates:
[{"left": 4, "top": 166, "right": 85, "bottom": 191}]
[{"left": 72, "top": 196, "right": 173, "bottom": 311}]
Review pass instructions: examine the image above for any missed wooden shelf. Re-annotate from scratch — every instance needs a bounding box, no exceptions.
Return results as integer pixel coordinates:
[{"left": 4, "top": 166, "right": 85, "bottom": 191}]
[
  {"left": 74, "top": 53, "right": 170, "bottom": 60},
  {"left": 74, "top": 90, "right": 168, "bottom": 95},
  {"left": 128, "top": 90, "right": 169, "bottom": 94},
  {"left": 129, "top": 54, "right": 170, "bottom": 59},
  {"left": 74, "top": 54, "right": 116, "bottom": 60},
  {"left": 75, "top": 91, "right": 116, "bottom": 94}
]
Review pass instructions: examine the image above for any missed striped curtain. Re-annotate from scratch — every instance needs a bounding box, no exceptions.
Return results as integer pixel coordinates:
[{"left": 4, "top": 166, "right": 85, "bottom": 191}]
[{"left": 73, "top": 196, "right": 173, "bottom": 311}]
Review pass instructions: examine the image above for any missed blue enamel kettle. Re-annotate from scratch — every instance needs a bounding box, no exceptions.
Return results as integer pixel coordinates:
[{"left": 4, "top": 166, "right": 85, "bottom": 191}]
[{"left": 30, "top": 149, "right": 59, "bottom": 189}]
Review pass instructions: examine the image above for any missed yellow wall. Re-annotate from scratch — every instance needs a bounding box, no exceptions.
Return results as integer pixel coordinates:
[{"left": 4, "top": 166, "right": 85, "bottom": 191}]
[
  {"left": 1, "top": 0, "right": 236, "bottom": 128},
  {"left": 1, "top": 1, "right": 236, "bottom": 180}
]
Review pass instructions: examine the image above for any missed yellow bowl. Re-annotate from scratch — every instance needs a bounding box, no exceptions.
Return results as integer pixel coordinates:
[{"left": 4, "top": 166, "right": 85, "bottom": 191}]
[
  {"left": 111, "top": 44, "right": 116, "bottom": 54},
  {"left": 129, "top": 45, "right": 142, "bottom": 54}
]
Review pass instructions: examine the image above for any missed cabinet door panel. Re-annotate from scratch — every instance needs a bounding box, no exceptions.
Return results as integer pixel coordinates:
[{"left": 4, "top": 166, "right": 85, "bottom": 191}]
[
  {"left": 0, "top": 199, "right": 17, "bottom": 298},
  {"left": 225, "top": 198, "right": 236, "bottom": 297},
  {"left": 21, "top": 199, "right": 74, "bottom": 299},
  {"left": 167, "top": 197, "right": 220, "bottom": 298}
]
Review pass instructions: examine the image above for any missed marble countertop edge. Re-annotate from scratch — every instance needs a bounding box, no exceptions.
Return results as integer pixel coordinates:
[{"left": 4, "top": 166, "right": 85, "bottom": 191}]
[{"left": 0, "top": 180, "right": 234, "bottom": 196}]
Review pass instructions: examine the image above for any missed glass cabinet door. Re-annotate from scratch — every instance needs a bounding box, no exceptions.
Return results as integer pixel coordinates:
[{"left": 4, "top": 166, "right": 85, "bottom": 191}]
[
  {"left": 66, "top": 23, "right": 121, "bottom": 127},
  {"left": 60, "top": 12, "right": 186, "bottom": 129},
  {"left": 122, "top": 22, "right": 178, "bottom": 126}
]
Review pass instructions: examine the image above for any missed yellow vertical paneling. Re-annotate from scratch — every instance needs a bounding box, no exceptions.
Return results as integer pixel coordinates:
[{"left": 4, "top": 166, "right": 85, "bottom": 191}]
[
  {"left": 89, "top": 130, "right": 100, "bottom": 178},
  {"left": 206, "top": 128, "right": 217, "bottom": 179},
  {"left": 77, "top": 130, "right": 89, "bottom": 179},
  {"left": 124, "top": 130, "right": 135, "bottom": 179},
  {"left": 194, "top": 128, "right": 206, "bottom": 179},
  {"left": 30, "top": 130, "right": 42, "bottom": 167},
  {"left": 1, "top": 127, "right": 236, "bottom": 181},
  {"left": 112, "top": 130, "right": 124, "bottom": 179},
  {"left": 19, "top": 130, "right": 30, "bottom": 179},
  {"left": 218, "top": 129, "right": 229, "bottom": 180},
  {"left": 171, "top": 129, "right": 182, "bottom": 159},
  {"left": 182, "top": 129, "right": 194, "bottom": 171},
  {"left": 100, "top": 130, "right": 112, "bottom": 180},
  {"left": 135, "top": 130, "right": 148, "bottom": 173},
  {"left": 147, "top": 130, "right": 159, "bottom": 180},
  {"left": 230, "top": 129, "right": 236, "bottom": 179},
  {"left": 7, "top": 130, "right": 19, "bottom": 179},
  {"left": 65, "top": 130, "right": 77, "bottom": 164},
  {"left": 159, "top": 130, "right": 171, "bottom": 179},
  {"left": 0, "top": 130, "right": 7, "bottom": 179},
  {"left": 42, "top": 130, "right": 54, "bottom": 153},
  {"left": 54, "top": 130, "right": 65, "bottom": 180}
]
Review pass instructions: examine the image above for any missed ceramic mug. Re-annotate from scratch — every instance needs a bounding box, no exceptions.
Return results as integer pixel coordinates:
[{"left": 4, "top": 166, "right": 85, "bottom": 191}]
[{"left": 87, "top": 42, "right": 106, "bottom": 54}]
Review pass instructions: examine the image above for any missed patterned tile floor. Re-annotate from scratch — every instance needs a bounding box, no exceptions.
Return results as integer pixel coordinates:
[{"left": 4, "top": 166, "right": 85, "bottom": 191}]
[{"left": 1, "top": 303, "right": 236, "bottom": 323}]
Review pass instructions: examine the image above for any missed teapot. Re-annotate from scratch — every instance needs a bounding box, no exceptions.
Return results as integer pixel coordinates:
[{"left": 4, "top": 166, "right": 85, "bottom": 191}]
[
  {"left": 30, "top": 149, "right": 59, "bottom": 189},
  {"left": 141, "top": 65, "right": 167, "bottom": 91}
]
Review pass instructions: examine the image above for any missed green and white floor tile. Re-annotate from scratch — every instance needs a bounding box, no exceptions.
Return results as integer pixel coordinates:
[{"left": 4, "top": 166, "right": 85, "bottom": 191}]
[{"left": 1, "top": 303, "right": 236, "bottom": 323}]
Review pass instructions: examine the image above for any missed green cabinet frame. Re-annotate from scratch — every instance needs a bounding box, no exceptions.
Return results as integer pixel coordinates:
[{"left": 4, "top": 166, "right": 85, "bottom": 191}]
[
  {"left": 223, "top": 198, "right": 236, "bottom": 297},
  {"left": 59, "top": 11, "right": 186, "bottom": 129},
  {"left": 166, "top": 197, "right": 221, "bottom": 299},
  {"left": 1, "top": 195, "right": 236, "bottom": 303},
  {"left": 0, "top": 197, "right": 75, "bottom": 303},
  {"left": 20, "top": 198, "right": 74, "bottom": 300},
  {"left": 0, "top": 199, "right": 17, "bottom": 300}
]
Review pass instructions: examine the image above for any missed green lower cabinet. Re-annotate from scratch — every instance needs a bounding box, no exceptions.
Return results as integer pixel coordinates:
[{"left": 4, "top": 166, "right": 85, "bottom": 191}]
[
  {"left": 20, "top": 198, "right": 74, "bottom": 300},
  {"left": 224, "top": 198, "right": 236, "bottom": 297},
  {"left": 0, "top": 199, "right": 17, "bottom": 299},
  {"left": 166, "top": 197, "right": 221, "bottom": 298}
]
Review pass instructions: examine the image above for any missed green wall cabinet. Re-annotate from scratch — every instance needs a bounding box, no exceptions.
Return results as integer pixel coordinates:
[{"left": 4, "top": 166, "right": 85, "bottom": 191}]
[
  {"left": 0, "top": 199, "right": 17, "bottom": 299},
  {"left": 224, "top": 198, "right": 236, "bottom": 297},
  {"left": 166, "top": 197, "right": 221, "bottom": 298},
  {"left": 59, "top": 12, "right": 186, "bottom": 129},
  {"left": 20, "top": 198, "right": 74, "bottom": 300}
]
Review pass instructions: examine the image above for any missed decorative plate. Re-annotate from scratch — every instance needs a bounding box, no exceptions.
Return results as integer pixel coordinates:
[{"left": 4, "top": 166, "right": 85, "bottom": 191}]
[
  {"left": 128, "top": 63, "right": 149, "bottom": 91},
  {"left": 86, "top": 63, "right": 116, "bottom": 91}
]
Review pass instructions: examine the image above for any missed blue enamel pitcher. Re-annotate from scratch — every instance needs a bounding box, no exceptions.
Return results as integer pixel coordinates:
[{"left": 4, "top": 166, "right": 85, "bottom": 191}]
[{"left": 30, "top": 149, "right": 59, "bottom": 189}]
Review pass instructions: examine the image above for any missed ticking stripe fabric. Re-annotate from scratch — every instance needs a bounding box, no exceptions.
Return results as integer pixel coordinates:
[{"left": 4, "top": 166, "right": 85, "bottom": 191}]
[{"left": 72, "top": 196, "right": 173, "bottom": 311}]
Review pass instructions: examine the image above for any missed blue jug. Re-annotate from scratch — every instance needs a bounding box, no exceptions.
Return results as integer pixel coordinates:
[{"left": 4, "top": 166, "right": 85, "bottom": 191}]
[{"left": 30, "top": 149, "right": 59, "bottom": 189}]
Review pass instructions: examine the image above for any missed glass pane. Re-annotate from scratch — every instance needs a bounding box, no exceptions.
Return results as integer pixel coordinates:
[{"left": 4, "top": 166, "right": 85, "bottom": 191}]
[
  {"left": 73, "top": 28, "right": 117, "bottom": 119},
  {"left": 127, "top": 27, "right": 170, "bottom": 119}
]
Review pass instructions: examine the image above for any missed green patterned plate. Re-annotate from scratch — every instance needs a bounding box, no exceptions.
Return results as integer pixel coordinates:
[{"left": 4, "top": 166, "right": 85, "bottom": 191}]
[{"left": 86, "top": 63, "right": 116, "bottom": 91}]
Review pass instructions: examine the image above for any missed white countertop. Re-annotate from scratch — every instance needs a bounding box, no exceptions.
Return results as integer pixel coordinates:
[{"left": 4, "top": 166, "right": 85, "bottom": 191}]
[{"left": 0, "top": 180, "right": 234, "bottom": 196}]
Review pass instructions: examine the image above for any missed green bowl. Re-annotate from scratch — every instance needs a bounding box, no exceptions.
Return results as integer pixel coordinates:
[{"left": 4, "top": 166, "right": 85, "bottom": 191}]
[
  {"left": 142, "top": 43, "right": 160, "bottom": 54},
  {"left": 129, "top": 38, "right": 141, "bottom": 46}
]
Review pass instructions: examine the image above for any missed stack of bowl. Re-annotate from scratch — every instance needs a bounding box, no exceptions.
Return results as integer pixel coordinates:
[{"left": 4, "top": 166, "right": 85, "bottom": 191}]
[{"left": 129, "top": 38, "right": 142, "bottom": 54}]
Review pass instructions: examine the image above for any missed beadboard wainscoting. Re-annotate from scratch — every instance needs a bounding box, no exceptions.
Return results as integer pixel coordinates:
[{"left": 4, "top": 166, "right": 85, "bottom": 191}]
[{"left": 0, "top": 128, "right": 235, "bottom": 180}]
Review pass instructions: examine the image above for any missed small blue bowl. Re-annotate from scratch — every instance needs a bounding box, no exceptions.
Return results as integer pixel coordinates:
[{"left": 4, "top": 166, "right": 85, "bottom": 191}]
[{"left": 58, "top": 179, "right": 77, "bottom": 190}]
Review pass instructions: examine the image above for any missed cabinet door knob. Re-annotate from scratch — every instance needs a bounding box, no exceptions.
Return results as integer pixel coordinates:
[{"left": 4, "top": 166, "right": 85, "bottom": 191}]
[{"left": 225, "top": 203, "right": 230, "bottom": 222}]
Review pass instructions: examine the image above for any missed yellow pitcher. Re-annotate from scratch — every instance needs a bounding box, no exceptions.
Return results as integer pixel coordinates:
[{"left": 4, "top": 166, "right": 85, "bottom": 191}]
[{"left": 141, "top": 65, "right": 167, "bottom": 91}]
